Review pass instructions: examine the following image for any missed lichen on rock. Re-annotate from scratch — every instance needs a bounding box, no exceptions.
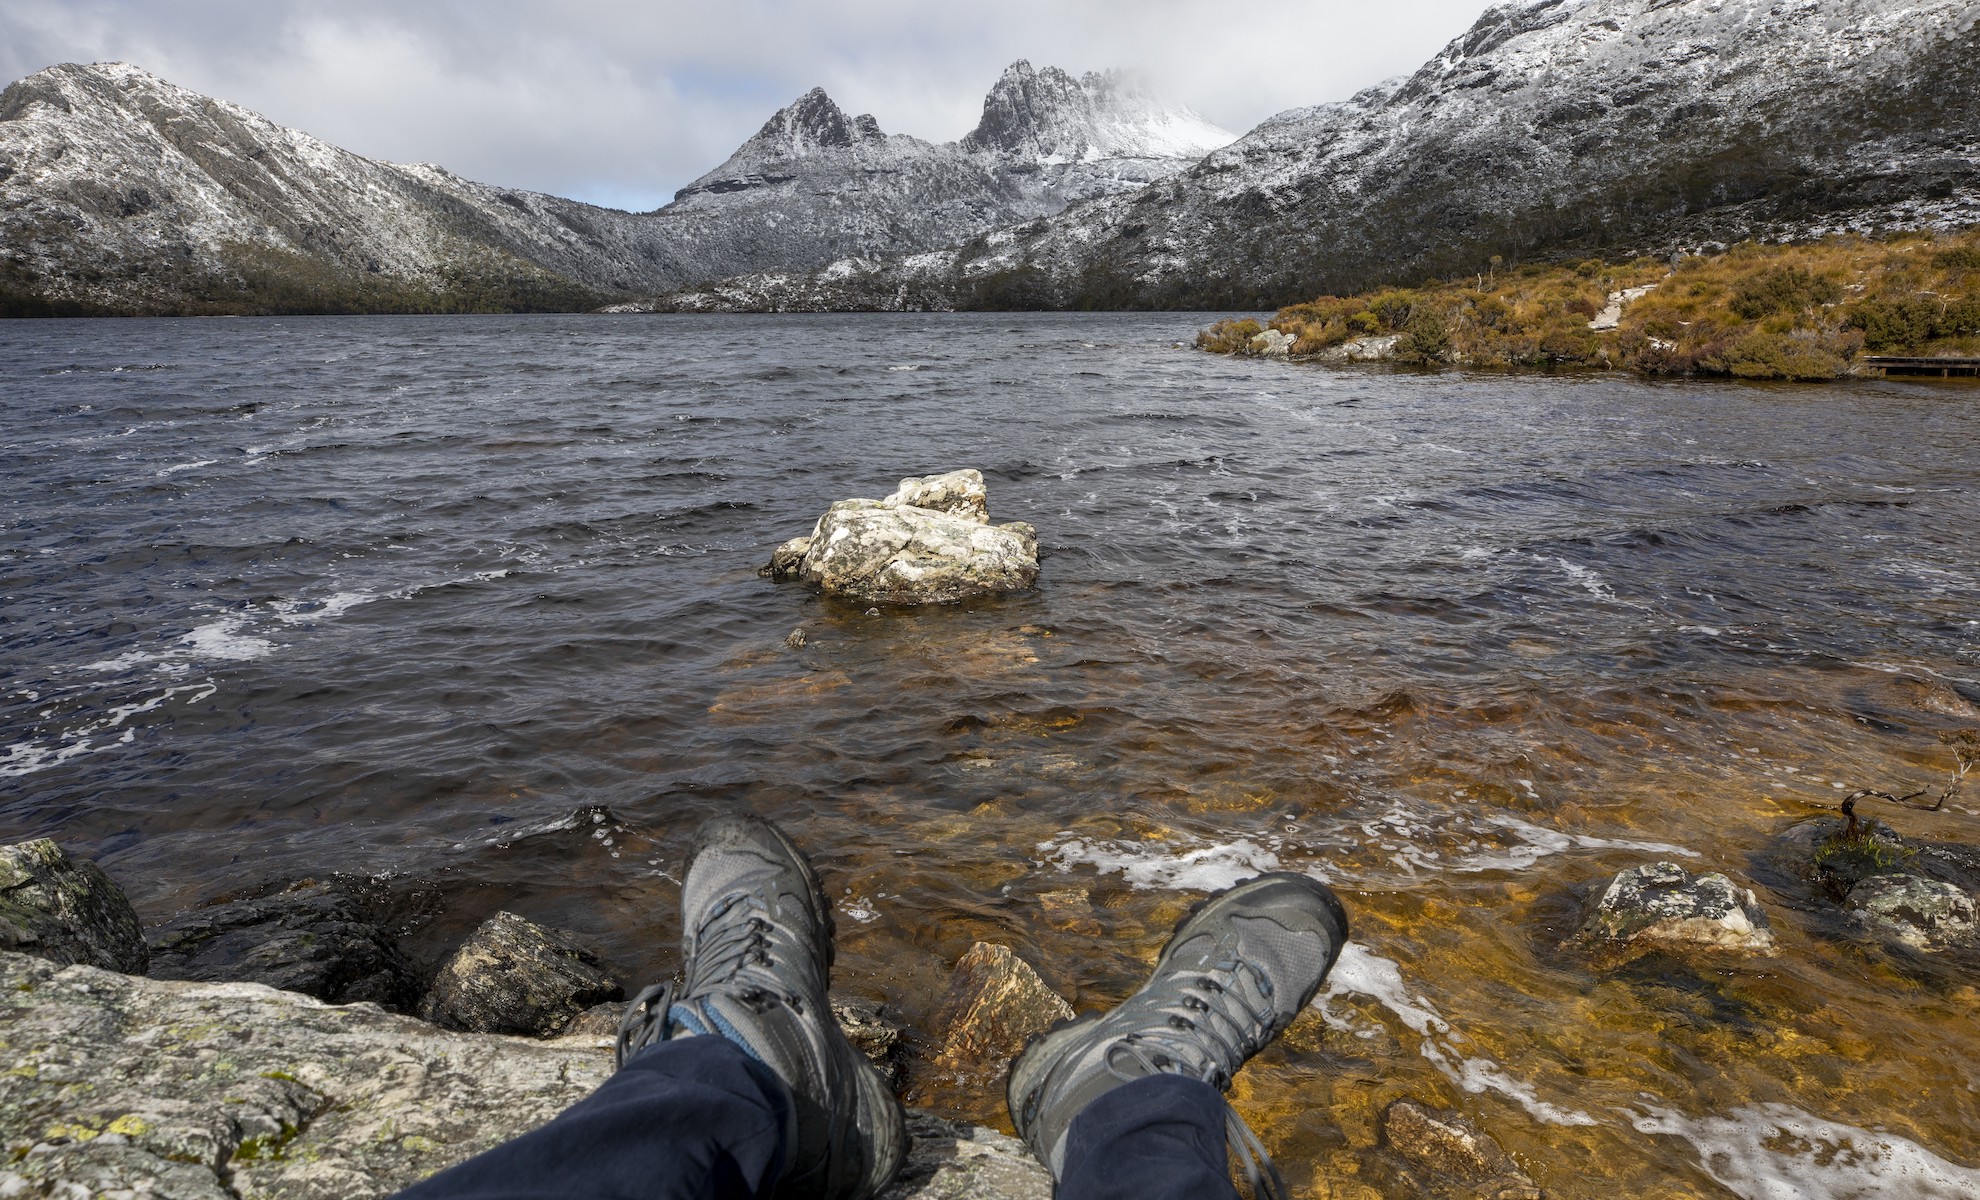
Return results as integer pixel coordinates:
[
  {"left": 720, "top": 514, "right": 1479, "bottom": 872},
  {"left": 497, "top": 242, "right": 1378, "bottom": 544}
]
[{"left": 0, "top": 951, "right": 1049, "bottom": 1199}]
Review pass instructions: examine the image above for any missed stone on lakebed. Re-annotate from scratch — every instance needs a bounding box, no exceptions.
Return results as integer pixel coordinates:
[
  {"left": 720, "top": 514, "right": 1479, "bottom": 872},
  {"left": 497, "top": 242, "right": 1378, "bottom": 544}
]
[
  {"left": 763, "top": 469, "right": 1039, "bottom": 605},
  {"left": 1574, "top": 861, "right": 1776, "bottom": 958},
  {"left": 931, "top": 941, "right": 1074, "bottom": 1082},
  {"left": 1847, "top": 874, "right": 1978, "bottom": 953}
]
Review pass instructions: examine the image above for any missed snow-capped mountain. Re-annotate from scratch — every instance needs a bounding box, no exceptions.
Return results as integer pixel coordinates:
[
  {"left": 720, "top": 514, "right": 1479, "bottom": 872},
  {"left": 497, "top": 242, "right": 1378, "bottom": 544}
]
[
  {"left": 0, "top": 59, "right": 1232, "bottom": 313},
  {"left": 651, "top": 0, "right": 1980, "bottom": 312}
]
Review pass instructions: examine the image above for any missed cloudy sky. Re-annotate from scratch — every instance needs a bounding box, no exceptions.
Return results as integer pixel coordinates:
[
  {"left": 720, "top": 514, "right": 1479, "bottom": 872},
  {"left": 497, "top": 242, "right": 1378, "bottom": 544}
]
[{"left": 1, "top": 1, "right": 1490, "bottom": 212}]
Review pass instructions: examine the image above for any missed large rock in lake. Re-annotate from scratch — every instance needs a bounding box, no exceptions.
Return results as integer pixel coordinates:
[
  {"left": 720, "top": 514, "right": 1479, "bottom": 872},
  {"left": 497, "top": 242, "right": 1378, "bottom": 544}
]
[
  {"left": 764, "top": 469, "right": 1039, "bottom": 605},
  {"left": 0, "top": 951, "right": 1050, "bottom": 1199},
  {"left": 0, "top": 839, "right": 148, "bottom": 974}
]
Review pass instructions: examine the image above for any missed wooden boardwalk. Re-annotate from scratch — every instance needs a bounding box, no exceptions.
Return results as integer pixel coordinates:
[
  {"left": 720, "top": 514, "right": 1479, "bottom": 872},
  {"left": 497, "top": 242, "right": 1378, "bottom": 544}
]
[{"left": 1865, "top": 356, "right": 1980, "bottom": 378}]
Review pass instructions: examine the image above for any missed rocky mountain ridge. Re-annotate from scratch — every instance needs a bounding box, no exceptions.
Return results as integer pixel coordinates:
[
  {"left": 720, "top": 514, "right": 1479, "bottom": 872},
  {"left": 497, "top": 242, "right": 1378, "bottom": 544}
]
[
  {"left": 0, "top": 59, "right": 1230, "bottom": 314},
  {"left": 643, "top": 0, "right": 1980, "bottom": 312}
]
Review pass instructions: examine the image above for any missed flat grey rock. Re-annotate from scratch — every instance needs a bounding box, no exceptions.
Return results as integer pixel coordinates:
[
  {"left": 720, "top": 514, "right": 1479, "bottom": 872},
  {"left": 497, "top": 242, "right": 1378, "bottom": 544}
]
[{"left": 0, "top": 952, "right": 1048, "bottom": 1199}]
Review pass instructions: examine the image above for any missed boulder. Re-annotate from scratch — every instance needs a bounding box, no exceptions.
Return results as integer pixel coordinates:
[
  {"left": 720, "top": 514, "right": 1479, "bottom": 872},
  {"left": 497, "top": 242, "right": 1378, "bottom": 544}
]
[
  {"left": 1380, "top": 1099, "right": 1542, "bottom": 1200},
  {"left": 0, "top": 951, "right": 1049, "bottom": 1200},
  {"left": 1574, "top": 862, "right": 1776, "bottom": 958},
  {"left": 149, "top": 878, "right": 420, "bottom": 1011},
  {"left": 1248, "top": 328, "right": 1296, "bottom": 357},
  {"left": 1847, "top": 874, "right": 1978, "bottom": 952},
  {"left": 419, "top": 912, "right": 624, "bottom": 1037},
  {"left": 931, "top": 942, "right": 1074, "bottom": 1081},
  {"left": 883, "top": 469, "right": 989, "bottom": 523},
  {"left": 763, "top": 469, "right": 1040, "bottom": 605},
  {"left": 0, "top": 839, "right": 148, "bottom": 974}
]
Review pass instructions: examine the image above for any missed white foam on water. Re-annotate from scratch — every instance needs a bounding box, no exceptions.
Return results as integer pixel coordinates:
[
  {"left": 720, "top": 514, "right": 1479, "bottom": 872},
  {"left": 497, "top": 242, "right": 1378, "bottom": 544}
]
[
  {"left": 178, "top": 616, "right": 275, "bottom": 661},
  {"left": 1549, "top": 556, "right": 1618, "bottom": 600},
  {"left": 1319, "top": 941, "right": 1597, "bottom": 1127},
  {"left": 0, "top": 683, "right": 217, "bottom": 779},
  {"left": 1360, "top": 802, "right": 1696, "bottom": 876},
  {"left": 157, "top": 458, "right": 218, "bottom": 477},
  {"left": 1040, "top": 835, "right": 1285, "bottom": 892},
  {"left": 841, "top": 896, "right": 880, "bottom": 924},
  {"left": 82, "top": 649, "right": 163, "bottom": 673},
  {"left": 1318, "top": 941, "right": 1448, "bottom": 1037},
  {"left": 1633, "top": 1103, "right": 1980, "bottom": 1200},
  {"left": 270, "top": 590, "right": 378, "bottom": 624}
]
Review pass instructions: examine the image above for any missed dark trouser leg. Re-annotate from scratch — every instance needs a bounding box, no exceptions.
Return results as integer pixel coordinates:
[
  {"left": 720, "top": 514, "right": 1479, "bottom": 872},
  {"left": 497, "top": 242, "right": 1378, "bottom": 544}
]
[
  {"left": 1056, "top": 1075, "right": 1242, "bottom": 1200},
  {"left": 394, "top": 1035, "right": 793, "bottom": 1200}
]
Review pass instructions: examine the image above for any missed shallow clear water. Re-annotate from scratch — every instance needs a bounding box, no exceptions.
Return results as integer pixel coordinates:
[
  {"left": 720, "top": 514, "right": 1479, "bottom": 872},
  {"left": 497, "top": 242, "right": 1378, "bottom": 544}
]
[{"left": 3, "top": 313, "right": 1979, "bottom": 1198}]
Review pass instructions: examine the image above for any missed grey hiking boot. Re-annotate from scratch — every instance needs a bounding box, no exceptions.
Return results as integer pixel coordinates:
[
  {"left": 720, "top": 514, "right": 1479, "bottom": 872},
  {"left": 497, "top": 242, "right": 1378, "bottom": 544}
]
[
  {"left": 1007, "top": 872, "right": 1348, "bottom": 1200},
  {"left": 615, "top": 814, "right": 906, "bottom": 1200}
]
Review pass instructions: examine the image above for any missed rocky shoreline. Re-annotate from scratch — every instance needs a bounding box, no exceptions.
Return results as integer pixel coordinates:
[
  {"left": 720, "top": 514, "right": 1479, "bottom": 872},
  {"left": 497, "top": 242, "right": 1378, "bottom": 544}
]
[{"left": 0, "top": 838, "right": 1056, "bottom": 1199}]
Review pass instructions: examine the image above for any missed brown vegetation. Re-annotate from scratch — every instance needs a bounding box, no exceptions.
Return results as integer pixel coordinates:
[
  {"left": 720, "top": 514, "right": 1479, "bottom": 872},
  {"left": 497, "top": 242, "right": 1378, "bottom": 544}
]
[{"left": 1197, "top": 229, "right": 1980, "bottom": 380}]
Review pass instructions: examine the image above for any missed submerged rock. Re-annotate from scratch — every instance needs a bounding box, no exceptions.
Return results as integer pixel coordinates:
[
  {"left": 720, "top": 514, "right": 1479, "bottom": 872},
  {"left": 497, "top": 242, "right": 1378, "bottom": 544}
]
[
  {"left": 149, "top": 877, "right": 420, "bottom": 1011},
  {"left": 764, "top": 469, "right": 1040, "bottom": 605},
  {"left": 0, "top": 951, "right": 1046, "bottom": 1199},
  {"left": 1380, "top": 1099, "right": 1542, "bottom": 1200},
  {"left": 1847, "top": 874, "right": 1978, "bottom": 953},
  {"left": 1575, "top": 862, "right": 1776, "bottom": 958},
  {"left": 419, "top": 911, "right": 624, "bottom": 1037},
  {"left": 0, "top": 839, "right": 148, "bottom": 974},
  {"left": 931, "top": 942, "right": 1074, "bottom": 1080}
]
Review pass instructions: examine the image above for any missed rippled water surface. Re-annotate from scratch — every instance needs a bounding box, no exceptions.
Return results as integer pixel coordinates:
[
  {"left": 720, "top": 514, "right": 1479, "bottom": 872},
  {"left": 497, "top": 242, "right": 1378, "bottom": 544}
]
[{"left": 5, "top": 313, "right": 1980, "bottom": 1197}]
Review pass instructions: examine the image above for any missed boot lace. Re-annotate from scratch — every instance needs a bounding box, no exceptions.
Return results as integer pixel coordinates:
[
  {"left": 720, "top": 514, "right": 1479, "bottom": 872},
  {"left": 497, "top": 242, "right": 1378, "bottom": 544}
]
[
  {"left": 1103, "top": 957, "right": 1289, "bottom": 1200},
  {"left": 612, "top": 892, "right": 802, "bottom": 1068}
]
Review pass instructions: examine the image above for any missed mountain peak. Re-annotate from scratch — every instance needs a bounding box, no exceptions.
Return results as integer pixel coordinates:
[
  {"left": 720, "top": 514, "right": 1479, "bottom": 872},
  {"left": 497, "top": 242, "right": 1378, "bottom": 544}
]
[
  {"left": 743, "top": 87, "right": 885, "bottom": 157},
  {"left": 960, "top": 60, "right": 1233, "bottom": 162}
]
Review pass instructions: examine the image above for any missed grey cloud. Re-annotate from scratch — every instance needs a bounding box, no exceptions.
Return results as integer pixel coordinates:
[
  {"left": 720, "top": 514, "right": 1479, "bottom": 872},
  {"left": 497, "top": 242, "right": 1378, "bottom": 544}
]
[{"left": 0, "top": 0, "right": 1489, "bottom": 211}]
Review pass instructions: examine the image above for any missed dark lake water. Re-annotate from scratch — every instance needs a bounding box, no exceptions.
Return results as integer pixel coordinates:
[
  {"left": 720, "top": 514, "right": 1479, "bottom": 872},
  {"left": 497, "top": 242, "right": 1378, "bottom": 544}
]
[{"left": 4, "top": 313, "right": 1979, "bottom": 1198}]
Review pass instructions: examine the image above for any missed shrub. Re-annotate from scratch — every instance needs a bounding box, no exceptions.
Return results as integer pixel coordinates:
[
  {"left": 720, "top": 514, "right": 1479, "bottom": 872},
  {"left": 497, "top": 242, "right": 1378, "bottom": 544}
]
[
  {"left": 1729, "top": 267, "right": 1843, "bottom": 319},
  {"left": 1195, "top": 318, "right": 1263, "bottom": 354},
  {"left": 1846, "top": 295, "right": 1943, "bottom": 351},
  {"left": 1396, "top": 307, "right": 1452, "bottom": 364},
  {"left": 1932, "top": 246, "right": 1980, "bottom": 271},
  {"left": 1368, "top": 290, "right": 1417, "bottom": 331},
  {"left": 1706, "top": 329, "right": 1855, "bottom": 380}
]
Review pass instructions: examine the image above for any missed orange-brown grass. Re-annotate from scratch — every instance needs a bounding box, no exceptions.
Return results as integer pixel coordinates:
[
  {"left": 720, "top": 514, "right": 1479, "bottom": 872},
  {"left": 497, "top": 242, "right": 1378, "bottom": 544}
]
[{"left": 1196, "top": 229, "right": 1980, "bottom": 380}]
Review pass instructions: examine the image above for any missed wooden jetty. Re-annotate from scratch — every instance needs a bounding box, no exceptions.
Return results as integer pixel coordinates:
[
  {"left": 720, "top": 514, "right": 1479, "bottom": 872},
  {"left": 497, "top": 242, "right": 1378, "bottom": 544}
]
[{"left": 1865, "top": 356, "right": 1980, "bottom": 378}]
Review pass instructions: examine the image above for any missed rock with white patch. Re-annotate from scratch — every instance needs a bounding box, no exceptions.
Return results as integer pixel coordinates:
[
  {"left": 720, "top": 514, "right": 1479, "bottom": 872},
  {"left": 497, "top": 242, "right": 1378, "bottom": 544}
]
[
  {"left": 769, "top": 470, "right": 1039, "bottom": 605},
  {"left": 1846, "top": 874, "right": 1978, "bottom": 952},
  {"left": 1575, "top": 862, "right": 1776, "bottom": 958}
]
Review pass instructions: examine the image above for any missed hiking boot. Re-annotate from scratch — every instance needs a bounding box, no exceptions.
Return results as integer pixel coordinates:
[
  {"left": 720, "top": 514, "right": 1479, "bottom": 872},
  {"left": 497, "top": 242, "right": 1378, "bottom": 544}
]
[
  {"left": 615, "top": 814, "right": 905, "bottom": 1200},
  {"left": 1007, "top": 872, "right": 1348, "bottom": 1199}
]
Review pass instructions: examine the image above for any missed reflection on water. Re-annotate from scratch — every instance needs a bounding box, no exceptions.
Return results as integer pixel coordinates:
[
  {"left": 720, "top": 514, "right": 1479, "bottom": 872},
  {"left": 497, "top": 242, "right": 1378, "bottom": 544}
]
[{"left": 3, "top": 313, "right": 1979, "bottom": 1198}]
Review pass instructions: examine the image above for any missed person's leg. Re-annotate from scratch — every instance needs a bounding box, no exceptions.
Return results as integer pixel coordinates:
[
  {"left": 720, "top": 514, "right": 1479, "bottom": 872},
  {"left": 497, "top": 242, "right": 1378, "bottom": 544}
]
[
  {"left": 394, "top": 814, "right": 905, "bottom": 1200},
  {"left": 1056, "top": 1074, "right": 1240, "bottom": 1200},
  {"left": 1007, "top": 872, "right": 1349, "bottom": 1200},
  {"left": 395, "top": 1035, "right": 792, "bottom": 1200}
]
